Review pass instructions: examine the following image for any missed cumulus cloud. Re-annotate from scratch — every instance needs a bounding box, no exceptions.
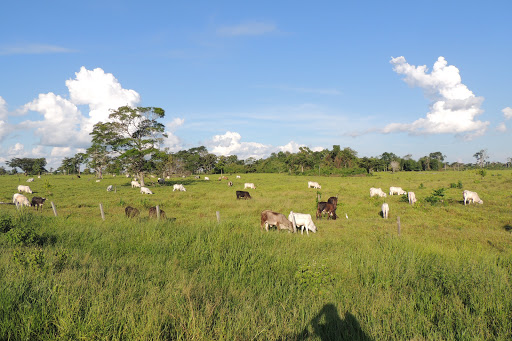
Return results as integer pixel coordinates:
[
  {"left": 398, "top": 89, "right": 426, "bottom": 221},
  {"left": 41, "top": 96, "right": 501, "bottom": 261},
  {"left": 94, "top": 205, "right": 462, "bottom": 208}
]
[
  {"left": 384, "top": 56, "right": 489, "bottom": 139},
  {"left": 50, "top": 146, "right": 73, "bottom": 157},
  {"left": 0, "top": 96, "right": 9, "bottom": 141},
  {"left": 9, "top": 143, "right": 24, "bottom": 154},
  {"left": 206, "top": 131, "right": 323, "bottom": 160},
  {"left": 217, "top": 22, "right": 276, "bottom": 36},
  {"left": 66, "top": 66, "right": 140, "bottom": 131},
  {"left": 17, "top": 67, "right": 141, "bottom": 149},
  {"left": 503, "top": 107, "right": 512, "bottom": 120},
  {"left": 162, "top": 118, "right": 185, "bottom": 152}
]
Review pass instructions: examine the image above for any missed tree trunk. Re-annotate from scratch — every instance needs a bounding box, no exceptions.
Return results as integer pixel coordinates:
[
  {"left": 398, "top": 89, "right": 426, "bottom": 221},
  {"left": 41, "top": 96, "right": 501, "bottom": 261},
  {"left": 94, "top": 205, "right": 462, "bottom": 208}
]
[{"left": 139, "top": 172, "right": 145, "bottom": 187}]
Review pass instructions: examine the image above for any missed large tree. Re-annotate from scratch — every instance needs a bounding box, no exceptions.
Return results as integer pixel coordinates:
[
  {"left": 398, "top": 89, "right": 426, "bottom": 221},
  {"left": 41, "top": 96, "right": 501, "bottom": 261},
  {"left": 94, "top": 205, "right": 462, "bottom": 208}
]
[
  {"left": 6, "top": 157, "right": 47, "bottom": 175},
  {"left": 473, "top": 149, "right": 489, "bottom": 168},
  {"left": 90, "top": 106, "right": 167, "bottom": 186}
]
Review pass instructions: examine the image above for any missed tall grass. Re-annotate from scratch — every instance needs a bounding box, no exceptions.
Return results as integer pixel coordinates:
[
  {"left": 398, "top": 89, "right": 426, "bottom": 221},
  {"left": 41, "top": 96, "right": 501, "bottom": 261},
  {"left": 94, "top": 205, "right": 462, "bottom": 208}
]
[{"left": 0, "top": 171, "right": 511, "bottom": 339}]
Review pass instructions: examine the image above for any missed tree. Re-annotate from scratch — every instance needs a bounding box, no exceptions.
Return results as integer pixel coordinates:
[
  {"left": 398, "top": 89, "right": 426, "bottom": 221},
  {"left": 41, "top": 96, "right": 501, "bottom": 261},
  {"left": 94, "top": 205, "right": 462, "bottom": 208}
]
[
  {"left": 86, "top": 142, "right": 110, "bottom": 178},
  {"left": 390, "top": 161, "right": 400, "bottom": 173},
  {"left": 91, "top": 106, "right": 167, "bottom": 186},
  {"left": 473, "top": 149, "right": 489, "bottom": 168},
  {"left": 6, "top": 158, "right": 47, "bottom": 175}
]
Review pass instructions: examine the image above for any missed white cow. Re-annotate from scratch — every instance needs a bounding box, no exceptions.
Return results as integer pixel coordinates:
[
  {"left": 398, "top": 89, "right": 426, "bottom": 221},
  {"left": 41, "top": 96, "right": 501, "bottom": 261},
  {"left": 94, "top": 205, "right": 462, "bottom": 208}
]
[
  {"left": 204, "top": 177, "right": 210, "bottom": 181},
  {"left": 370, "top": 187, "right": 387, "bottom": 198},
  {"left": 107, "top": 185, "right": 113, "bottom": 192},
  {"left": 17, "top": 185, "right": 33, "bottom": 194},
  {"left": 14, "top": 194, "right": 30, "bottom": 208},
  {"left": 408, "top": 192, "right": 417, "bottom": 205},
  {"left": 389, "top": 187, "right": 407, "bottom": 196},
  {"left": 308, "top": 181, "right": 321, "bottom": 189},
  {"left": 288, "top": 212, "right": 317, "bottom": 235},
  {"left": 96, "top": 180, "right": 101, "bottom": 183},
  {"left": 26, "top": 178, "right": 34, "bottom": 182},
  {"left": 244, "top": 183, "right": 256, "bottom": 189},
  {"left": 13, "top": 193, "right": 22, "bottom": 204},
  {"left": 140, "top": 187, "right": 153, "bottom": 194},
  {"left": 173, "top": 184, "right": 186, "bottom": 192},
  {"left": 382, "top": 203, "right": 389, "bottom": 219},
  {"left": 463, "top": 190, "right": 483, "bottom": 205},
  {"left": 131, "top": 180, "right": 141, "bottom": 188},
  {"left": 236, "top": 175, "right": 241, "bottom": 179}
]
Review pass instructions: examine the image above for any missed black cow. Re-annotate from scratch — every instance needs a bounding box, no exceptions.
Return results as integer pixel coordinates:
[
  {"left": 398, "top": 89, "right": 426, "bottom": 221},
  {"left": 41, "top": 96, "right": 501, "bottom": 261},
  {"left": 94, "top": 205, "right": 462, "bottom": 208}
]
[
  {"left": 236, "top": 191, "right": 252, "bottom": 200},
  {"left": 125, "top": 206, "right": 140, "bottom": 218},
  {"left": 31, "top": 197, "right": 46, "bottom": 211}
]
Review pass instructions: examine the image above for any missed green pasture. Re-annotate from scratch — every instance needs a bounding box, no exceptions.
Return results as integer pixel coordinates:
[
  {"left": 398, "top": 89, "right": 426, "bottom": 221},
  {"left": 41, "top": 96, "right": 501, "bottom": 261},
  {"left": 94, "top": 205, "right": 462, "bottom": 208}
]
[{"left": 0, "top": 170, "right": 511, "bottom": 340}]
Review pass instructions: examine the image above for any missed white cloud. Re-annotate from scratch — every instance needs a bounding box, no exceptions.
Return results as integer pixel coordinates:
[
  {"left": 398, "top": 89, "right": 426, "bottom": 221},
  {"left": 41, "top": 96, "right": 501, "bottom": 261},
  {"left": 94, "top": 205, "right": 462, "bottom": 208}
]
[
  {"left": 66, "top": 66, "right": 141, "bottom": 131},
  {"left": 217, "top": 22, "right": 276, "bottom": 36},
  {"left": 0, "top": 44, "right": 76, "bottom": 55},
  {"left": 496, "top": 122, "right": 507, "bottom": 133},
  {"left": 206, "top": 131, "right": 324, "bottom": 160},
  {"left": 503, "top": 107, "right": 512, "bottom": 120},
  {"left": 162, "top": 118, "right": 185, "bottom": 152},
  {"left": 50, "top": 146, "right": 72, "bottom": 157},
  {"left": 385, "top": 56, "right": 489, "bottom": 139},
  {"left": 0, "top": 96, "right": 9, "bottom": 141},
  {"left": 9, "top": 143, "right": 24, "bottom": 153}
]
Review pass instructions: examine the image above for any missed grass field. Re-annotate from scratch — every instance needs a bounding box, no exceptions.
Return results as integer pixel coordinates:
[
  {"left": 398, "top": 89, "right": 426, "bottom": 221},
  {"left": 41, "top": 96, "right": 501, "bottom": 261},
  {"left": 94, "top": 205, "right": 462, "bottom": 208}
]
[{"left": 1, "top": 170, "right": 511, "bottom": 340}]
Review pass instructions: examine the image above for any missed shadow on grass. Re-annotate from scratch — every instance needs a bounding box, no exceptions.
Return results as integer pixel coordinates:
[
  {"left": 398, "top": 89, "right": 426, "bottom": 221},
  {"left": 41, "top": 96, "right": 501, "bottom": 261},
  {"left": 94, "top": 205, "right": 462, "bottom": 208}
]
[
  {"left": 283, "top": 304, "right": 373, "bottom": 341},
  {"left": 504, "top": 224, "right": 512, "bottom": 232}
]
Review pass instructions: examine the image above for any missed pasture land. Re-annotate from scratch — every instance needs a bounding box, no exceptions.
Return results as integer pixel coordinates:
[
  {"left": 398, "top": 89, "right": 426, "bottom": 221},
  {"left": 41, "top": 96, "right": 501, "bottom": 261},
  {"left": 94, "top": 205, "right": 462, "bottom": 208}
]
[{"left": 1, "top": 171, "right": 511, "bottom": 340}]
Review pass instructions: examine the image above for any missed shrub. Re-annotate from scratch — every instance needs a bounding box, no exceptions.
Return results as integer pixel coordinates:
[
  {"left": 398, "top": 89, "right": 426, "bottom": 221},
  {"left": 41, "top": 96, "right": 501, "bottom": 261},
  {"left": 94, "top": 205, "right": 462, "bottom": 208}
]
[
  {"left": 0, "top": 213, "right": 14, "bottom": 233},
  {"left": 424, "top": 188, "right": 446, "bottom": 206},
  {"left": 6, "top": 213, "right": 43, "bottom": 246}
]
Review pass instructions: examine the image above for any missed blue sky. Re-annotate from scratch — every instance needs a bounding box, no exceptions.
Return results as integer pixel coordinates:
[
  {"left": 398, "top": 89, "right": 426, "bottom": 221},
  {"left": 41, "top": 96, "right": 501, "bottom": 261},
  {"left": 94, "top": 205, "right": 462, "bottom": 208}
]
[{"left": 1, "top": 0, "right": 511, "bottom": 169}]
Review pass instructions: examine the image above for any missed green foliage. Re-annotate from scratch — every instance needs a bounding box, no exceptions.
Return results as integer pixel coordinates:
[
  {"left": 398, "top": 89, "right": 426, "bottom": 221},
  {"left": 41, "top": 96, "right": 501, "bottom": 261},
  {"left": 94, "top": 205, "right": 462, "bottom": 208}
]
[
  {"left": 399, "top": 194, "right": 409, "bottom": 202},
  {"left": 419, "top": 183, "right": 425, "bottom": 189},
  {"left": 478, "top": 168, "right": 487, "bottom": 177},
  {"left": 0, "top": 213, "right": 14, "bottom": 233},
  {"left": 5, "top": 213, "right": 43, "bottom": 246},
  {"left": 295, "top": 262, "right": 335, "bottom": 290},
  {"left": 424, "top": 188, "right": 446, "bottom": 206},
  {"left": 450, "top": 180, "right": 463, "bottom": 189}
]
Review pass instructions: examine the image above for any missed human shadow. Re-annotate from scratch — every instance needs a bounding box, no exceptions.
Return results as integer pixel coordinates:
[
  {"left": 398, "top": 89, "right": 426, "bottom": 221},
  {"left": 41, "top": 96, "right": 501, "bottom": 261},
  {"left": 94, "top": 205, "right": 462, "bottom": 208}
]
[{"left": 284, "top": 303, "right": 373, "bottom": 341}]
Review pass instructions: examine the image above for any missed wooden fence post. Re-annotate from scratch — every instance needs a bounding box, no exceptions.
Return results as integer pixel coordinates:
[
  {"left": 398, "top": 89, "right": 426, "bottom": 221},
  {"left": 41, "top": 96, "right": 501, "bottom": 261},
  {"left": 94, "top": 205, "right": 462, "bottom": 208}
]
[
  {"left": 397, "top": 216, "right": 401, "bottom": 236},
  {"left": 156, "top": 205, "right": 160, "bottom": 220},
  {"left": 216, "top": 211, "right": 221, "bottom": 223},
  {"left": 100, "top": 203, "right": 105, "bottom": 221},
  {"left": 51, "top": 202, "right": 58, "bottom": 217}
]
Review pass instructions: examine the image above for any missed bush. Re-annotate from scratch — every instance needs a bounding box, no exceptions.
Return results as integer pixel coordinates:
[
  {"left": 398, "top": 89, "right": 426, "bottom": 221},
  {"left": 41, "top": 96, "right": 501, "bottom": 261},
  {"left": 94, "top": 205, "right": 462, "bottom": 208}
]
[
  {"left": 0, "top": 213, "right": 14, "bottom": 233},
  {"left": 5, "top": 213, "right": 43, "bottom": 246},
  {"left": 424, "top": 188, "right": 446, "bottom": 206}
]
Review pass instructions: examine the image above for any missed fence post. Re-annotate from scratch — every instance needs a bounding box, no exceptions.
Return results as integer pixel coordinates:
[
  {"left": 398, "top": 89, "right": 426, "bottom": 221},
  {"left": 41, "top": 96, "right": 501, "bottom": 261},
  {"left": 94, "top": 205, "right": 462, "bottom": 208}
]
[
  {"left": 216, "top": 211, "right": 221, "bottom": 223},
  {"left": 156, "top": 205, "right": 160, "bottom": 220},
  {"left": 51, "top": 202, "right": 58, "bottom": 217},
  {"left": 397, "top": 216, "right": 401, "bottom": 236},
  {"left": 100, "top": 203, "right": 105, "bottom": 221}
]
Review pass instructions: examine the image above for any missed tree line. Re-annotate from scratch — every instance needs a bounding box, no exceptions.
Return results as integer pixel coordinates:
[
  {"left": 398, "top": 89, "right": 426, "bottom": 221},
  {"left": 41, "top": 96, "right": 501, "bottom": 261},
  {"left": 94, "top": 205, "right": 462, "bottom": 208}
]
[{"left": 2, "top": 106, "right": 511, "bottom": 178}]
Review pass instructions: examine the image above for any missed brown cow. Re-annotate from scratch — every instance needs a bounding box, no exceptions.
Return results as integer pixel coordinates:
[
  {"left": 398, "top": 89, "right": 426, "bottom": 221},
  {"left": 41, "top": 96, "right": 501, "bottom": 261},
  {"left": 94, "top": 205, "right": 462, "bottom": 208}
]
[
  {"left": 236, "top": 191, "right": 252, "bottom": 200},
  {"left": 260, "top": 210, "right": 295, "bottom": 232},
  {"left": 316, "top": 202, "right": 337, "bottom": 220},
  {"left": 149, "top": 206, "right": 166, "bottom": 219},
  {"left": 125, "top": 206, "right": 140, "bottom": 218}
]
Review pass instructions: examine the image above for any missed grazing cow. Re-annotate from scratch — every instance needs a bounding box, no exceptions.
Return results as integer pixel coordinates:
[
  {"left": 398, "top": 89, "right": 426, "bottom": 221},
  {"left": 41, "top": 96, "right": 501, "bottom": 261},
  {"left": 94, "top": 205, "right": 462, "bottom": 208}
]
[
  {"left": 244, "top": 183, "right": 256, "bottom": 189},
  {"left": 408, "top": 192, "right": 417, "bottom": 205},
  {"left": 27, "top": 178, "right": 34, "bottom": 182},
  {"left": 158, "top": 178, "right": 165, "bottom": 185},
  {"left": 227, "top": 181, "right": 233, "bottom": 187},
  {"left": 236, "top": 191, "right": 252, "bottom": 200},
  {"left": 236, "top": 175, "right": 241, "bottom": 179},
  {"left": 149, "top": 206, "right": 166, "bottom": 219},
  {"left": 96, "top": 179, "right": 101, "bottom": 183},
  {"left": 204, "top": 177, "right": 210, "bottom": 180},
  {"left": 308, "top": 181, "right": 321, "bottom": 189},
  {"left": 17, "top": 185, "right": 33, "bottom": 194},
  {"left": 106, "top": 185, "right": 113, "bottom": 192},
  {"left": 131, "top": 180, "right": 141, "bottom": 188},
  {"left": 140, "top": 187, "right": 153, "bottom": 194},
  {"left": 14, "top": 194, "right": 30, "bottom": 208},
  {"left": 463, "top": 190, "right": 483, "bottom": 205},
  {"left": 288, "top": 212, "right": 317, "bottom": 235},
  {"left": 31, "top": 197, "right": 46, "bottom": 211},
  {"left": 194, "top": 175, "right": 200, "bottom": 179},
  {"left": 125, "top": 206, "right": 140, "bottom": 218},
  {"left": 370, "top": 187, "right": 387, "bottom": 198},
  {"left": 316, "top": 202, "right": 337, "bottom": 220},
  {"left": 260, "top": 210, "right": 295, "bottom": 232},
  {"left": 382, "top": 203, "right": 389, "bottom": 219},
  {"left": 13, "top": 193, "right": 22, "bottom": 204},
  {"left": 173, "top": 184, "right": 186, "bottom": 192},
  {"left": 389, "top": 187, "right": 407, "bottom": 196}
]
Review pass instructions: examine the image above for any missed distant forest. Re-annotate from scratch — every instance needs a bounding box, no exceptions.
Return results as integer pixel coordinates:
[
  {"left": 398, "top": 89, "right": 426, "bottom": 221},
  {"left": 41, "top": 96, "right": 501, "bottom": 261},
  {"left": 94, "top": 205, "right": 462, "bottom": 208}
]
[{"left": 3, "top": 146, "right": 510, "bottom": 177}]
